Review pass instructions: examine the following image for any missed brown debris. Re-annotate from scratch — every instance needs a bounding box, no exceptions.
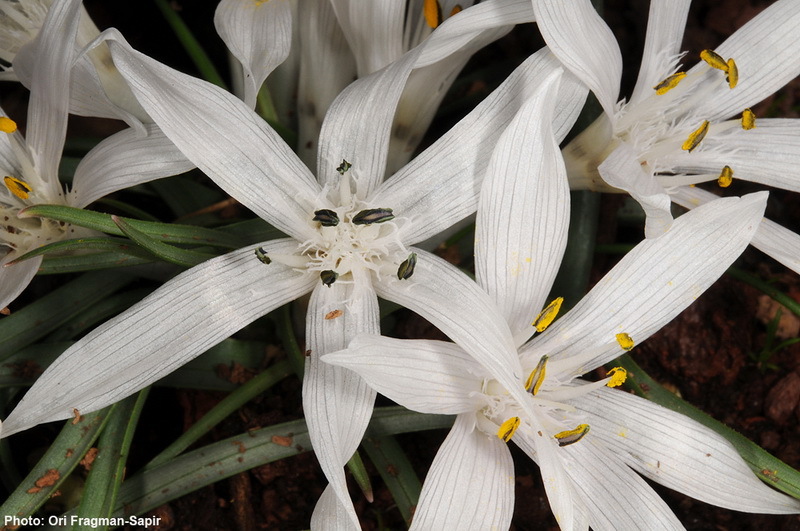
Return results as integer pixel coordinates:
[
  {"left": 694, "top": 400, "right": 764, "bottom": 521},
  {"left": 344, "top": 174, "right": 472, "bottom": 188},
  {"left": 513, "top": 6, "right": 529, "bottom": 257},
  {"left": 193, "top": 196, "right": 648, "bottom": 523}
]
[
  {"left": 271, "top": 435, "right": 293, "bottom": 447},
  {"left": 71, "top": 408, "right": 82, "bottom": 425},
  {"left": 324, "top": 309, "right": 343, "bottom": 320},
  {"left": 765, "top": 372, "right": 800, "bottom": 424},
  {"left": 80, "top": 447, "right": 99, "bottom": 471},
  {"left": 26, "top": 468, "right": 60, "bottom": 493},
  {"left": 756, "top": 296, "right": 800, "bottom": 340}
]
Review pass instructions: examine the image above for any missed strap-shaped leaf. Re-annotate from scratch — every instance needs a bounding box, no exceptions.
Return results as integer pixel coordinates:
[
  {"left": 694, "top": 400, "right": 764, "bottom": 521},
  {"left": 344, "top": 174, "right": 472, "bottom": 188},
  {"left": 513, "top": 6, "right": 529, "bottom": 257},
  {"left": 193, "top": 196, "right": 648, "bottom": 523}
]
[{"left": 112, "top": 215, "right": 216, "bottom": 267}]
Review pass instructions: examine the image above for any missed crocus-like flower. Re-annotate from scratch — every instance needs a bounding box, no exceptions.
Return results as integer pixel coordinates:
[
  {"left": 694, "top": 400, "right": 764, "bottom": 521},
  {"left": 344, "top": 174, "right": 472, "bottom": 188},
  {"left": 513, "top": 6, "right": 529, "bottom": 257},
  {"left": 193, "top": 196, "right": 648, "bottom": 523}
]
[
  {"left": 0, "top": 23, "right": 586, "bottom": 527},
  {"left": 534, "top": 0, "right": 800, "bottom": 272},
  {"left": 0, "top": 0, "right": 192, "bottom": 308},
  {"left": 323, "top": 69, "right": 798, "bottom": 528}
]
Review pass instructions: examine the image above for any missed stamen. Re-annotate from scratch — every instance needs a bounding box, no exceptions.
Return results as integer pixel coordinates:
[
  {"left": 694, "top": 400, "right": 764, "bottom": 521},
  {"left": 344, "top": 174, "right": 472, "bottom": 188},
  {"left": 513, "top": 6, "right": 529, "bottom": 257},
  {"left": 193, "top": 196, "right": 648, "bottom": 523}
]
[
  {"left": 615, "top": 332, "right": 634, "bottom": 351},
  {"left": 423, "top": 0, "right": 442, "bottom": 28},
  {"left": 352, "top": 208, "right": 394, "bottom": 225},
  {"left": 717, "top": 165, "right": 733, "bottom": 188},
  {"left": 525, "top": 355, "right": 548, "bottom": 395},
  {"left": 254, "top": 246, "right": 271, "bottom": 264},
  {"left": 0, "top": 117, "right": 17, "bottom": 133},
  {"left": 396, "top": 252, "right": 417, "bottom": 280},
  {"left": 320, "top": 270, "right": 338, "bottom": 287},
  {"left": 725, "top": 58, "right": 738, "bottom": 89},
  {"left": 532, "top": 297, "right": 563, "bottom": 332},
  {"left": 497, "top": 416, "right": 520, "bottom": 442},
  {"left": 554, "top": 424, "right": 590, "bottom": 447},
  {"left": 313, "top": 209, "right": 339, "bottom": 227},
  {"left": 681, "top": 120, "right": 709, "bottom": 152},
  {"left": 741, "top": 108, "right": 756, "bottom": 130},
  {"left": 450, "top": 5, "right": 462, "bottom": 16},
  {"left": 606, "top": 367, "right": 627, "bottom": 387},
  {"left": 700, "top": 49, "right": 728, "bottom": 72},
  {"left": 4, "top": 176, "right": 31, "bottom": 199},
  {"left": 653, "top": 72, "right": 686, "bottom": 95},
  {"left": 336, "top": 159, "right": 352, "bottom": 175}
]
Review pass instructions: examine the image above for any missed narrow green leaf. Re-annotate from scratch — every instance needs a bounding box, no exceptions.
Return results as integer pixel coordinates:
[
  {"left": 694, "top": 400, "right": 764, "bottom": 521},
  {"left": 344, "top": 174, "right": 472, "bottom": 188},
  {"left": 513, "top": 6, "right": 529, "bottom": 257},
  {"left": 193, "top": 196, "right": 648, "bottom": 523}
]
[
  {"left": 0, "top": 408, "right": 111, "bottom": 520},
  {"left": 362, "top": 436, "right": 422, "bottom": 525},
  {"left": 112, "top": 215, "right": 215, "bottom": 267},
  {"left": 147, "top": 361, "right": 293, "bottom": 468},
  {"left": 0, "top": 271, "right": 132, "bottom": 362},
  {"left": 93, "top": 198, "right": 161, "bottom": 222},
  {"left": 39, "top": 252, "right": 155, "bottom": 274},
  {"left": 618, "top": 354, "right": 800, "bottom": 499},
  {"left": 346, "top": 451, "right": 373, "bottom": 504},
  {"left": 0, "top": 342, "right": 71, "bottom": 388},
  {"left": 20, "top": 204, "right": 245, "bottom": 249},
  {"left": 10, "top": 237, "right": 155, "bottom": 266},
  {"left": 219, "top": 218, "right": 285, "bottom": 246},
  {"left": 47, "top": 288, "right": 151, "bottom": 341},
  {"left": 75, "top": 390, "right": 149, "bottom": 529}
]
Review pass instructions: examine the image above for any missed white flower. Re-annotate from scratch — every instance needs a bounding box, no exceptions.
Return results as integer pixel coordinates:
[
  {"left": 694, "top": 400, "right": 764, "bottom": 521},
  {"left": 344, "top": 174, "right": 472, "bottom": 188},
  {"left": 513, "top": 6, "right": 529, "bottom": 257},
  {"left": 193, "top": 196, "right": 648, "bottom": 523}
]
[
  {"left": 323, "top": 68, "right": 796, "bottom": 528},
  {"left": 534, "top": 0, "right": 800, "bottom": 273},
  {"left": 0, "top": 0, "right": 192, "bottom": 309},
  {"left": 0, "top": 23, "right": 586, "bottom": 528}
]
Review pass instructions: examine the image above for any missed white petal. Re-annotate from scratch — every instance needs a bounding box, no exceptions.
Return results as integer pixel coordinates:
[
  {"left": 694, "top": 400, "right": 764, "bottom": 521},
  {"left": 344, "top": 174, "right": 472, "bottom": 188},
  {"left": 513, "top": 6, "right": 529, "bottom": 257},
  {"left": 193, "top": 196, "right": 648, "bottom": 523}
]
[
  {"left": 697, "top": 0, "right": 800, "bottom": 122},
  {"left": 214, "top": 0, "right": 292, "bottom": 109},
  {"left": 410, "top": 414, "right": 514, "bottom": 531},
  {"left": 581, "top": 386, "right": 800, "bottom": 514},
  {"left": 666, "top": 118, "right": 800, "bottom": 192},
  {"left": 475, "top": 69, "right": 569, "bottom": 343},
  {"left": 315, "top": 42, "right": 422, "bottom": 199},
  {"left": 0, "top": 254, "right": 41, "bottom": 310},
  {"left": 25, "top": 0, "right": 80, "bottom": 200},
  {"left": 629, "top": 0, "right": 692, "bottom": 105},
  {"left": 296, "top": 0, "right": 357, "bottom": 171},
  {"left": 599, "top": 142, "right": 673, "bottom": 238},
  {"left": 303, "top": 274, "right": 380, "bottom": 529},
  {"left": 374, "top": 248, "right": 523, "bottom": 387},
  {"left": 559, "top": 435, "right": 683, "bottom": 530},
  {"left": 0, "top": 240, "right": 314, "bottom": 438},
  {"left": 106, "top": 36, "right": 320, "bottom": 242},
  {"left": 373, "top": 48, "right": 586, "bottom": 245},
  {"left": 520, "top": 192, "right": 767, "bottom": 372},
  {"left": 310, "top": 484, "right": 358, "bottom": 531},
  {"left": 323, "top": 336, "right": 485, "bottom": 415},
  {"left": 672, "top": 185, "right": 800, "bottom": 275},
  {"left": 532, "top": 0, "right": 622, "bottom": 118},
  {"left": 70, "top": 124, "right": 194, "bottom": 208}
]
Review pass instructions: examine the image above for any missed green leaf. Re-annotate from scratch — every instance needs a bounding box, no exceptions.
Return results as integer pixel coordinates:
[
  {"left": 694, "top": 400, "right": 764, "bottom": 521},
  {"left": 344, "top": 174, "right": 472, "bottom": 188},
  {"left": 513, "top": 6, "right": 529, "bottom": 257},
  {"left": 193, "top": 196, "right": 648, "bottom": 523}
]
[
  {"left": 10, "top": 237, "right": 156, "bottom": 266},
  {"left": 0, "top": 342, "right": 71, "bottom": 388},
  {"left": 112, "top": 215, "right": 216, "bottom": 267},
  {"left": 39, "top": 252, "right": 156, "bottom": 274},
  {"left": 362, "top": 436, "right": 422, "bottom": 525},
  {"left": 75, "top": 390, "right": 149, "bottom": 530},
  {"left": 0, "top": 271, "right": 132, "bottom": 362},
  {"left": 149, "top": 176, "right": 226, "bottom": 220},
  {"left": 0, "top": 408, "right": 111, "bottom": 520},
  {"left": 20, "top": 204, "right": 245, "bottom": 249}
]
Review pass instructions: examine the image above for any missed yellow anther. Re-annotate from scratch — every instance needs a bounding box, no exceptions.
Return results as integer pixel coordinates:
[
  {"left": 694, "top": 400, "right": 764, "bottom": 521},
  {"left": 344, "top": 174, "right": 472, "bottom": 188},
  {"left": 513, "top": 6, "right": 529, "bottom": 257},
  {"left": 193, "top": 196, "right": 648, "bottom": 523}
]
[
  {"left": 726, "top": 58, "right": 738, "bottom": 89},
  {"left": 700, "top": 49, "right": 728, "bottom": 72},
  {"left": 741, "top": 108, "right": 756, "bottom": 130},
  {"left": 606, "top": 367, "right": 627, "bottom": 387},
  {"left": 450, "top": 5, "right": 462, "bottom": 16},
  {"left": 0, "top": 117, "right": 17, "bottom": 134},
  {"left": 681, "top": 120, "right": 709, "bottom": 152},
  {"left": 532, "top": 297, "right": 563, "bottom": 332},
  {"left": 525, "top": 355, "right": 548, "bottom": 395},
  {"left": 615, "top": 333, "right": 634, "bottom": 351},
  {"left": 4, "top": 176, "right": 31, "bottom": 200},
  {"left": 423, "top": 0, "right": 442, "bottom": 28},
  {"left": 554, "top": 424, "right": 590, "bottom": 447},
  {"left": 653, "top": 72, "right": 687, "bottom": 95},
  {"left": 497, "top": 416, "right": 521, "bottom": 443},
  {"left": 717, "top": 165, "right": 733, "bottom": 188}
]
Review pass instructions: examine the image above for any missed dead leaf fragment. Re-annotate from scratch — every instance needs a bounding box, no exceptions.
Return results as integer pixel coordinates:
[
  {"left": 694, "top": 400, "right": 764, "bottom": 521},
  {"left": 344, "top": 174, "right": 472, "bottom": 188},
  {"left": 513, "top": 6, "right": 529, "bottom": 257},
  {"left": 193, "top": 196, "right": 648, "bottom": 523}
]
[
  {"left": 80, "top": 447, "right": 99, "bottom": 471},
  {"left": 325, "top": 309, "right": 343, "bottom": 320},
  {"left": 271, "top": 435, "right": 293, "bottom": 447},
  {"left": 27, "top": 468, "right": 60, "bottom": 493}
]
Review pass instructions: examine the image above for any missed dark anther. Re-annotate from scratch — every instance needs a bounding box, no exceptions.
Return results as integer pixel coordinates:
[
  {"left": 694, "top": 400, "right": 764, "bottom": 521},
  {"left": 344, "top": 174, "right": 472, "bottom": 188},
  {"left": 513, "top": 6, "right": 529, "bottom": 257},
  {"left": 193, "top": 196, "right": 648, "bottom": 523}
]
[
  {"left": 320, "top": 270, "right": 339, "bottom": 287},
  {"left": 313, "top": 209, "right": 340, "bottom": 227},
  {"left": 255, "top": 247, "right": 271, "bottom": 264},
  {"left": 397, "top": 252, "right": 417, "bottom": 280},
  {"left": 352, "top": 208, "right": 394, "bottom": 225}
]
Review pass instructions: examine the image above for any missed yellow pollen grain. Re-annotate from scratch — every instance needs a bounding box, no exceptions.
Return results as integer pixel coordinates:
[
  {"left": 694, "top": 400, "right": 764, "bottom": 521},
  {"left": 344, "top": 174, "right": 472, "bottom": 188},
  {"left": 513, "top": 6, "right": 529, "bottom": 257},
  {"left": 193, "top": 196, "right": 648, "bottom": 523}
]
[
  {"left": 450, "top": 5, "right": 462, "bottom": 16},
  {"left": 606, "top": 367, "right": 627, "bottom": 387},
  {"left": 4, "top": 176, "right": 31, "bottom": 199},
  {"left": 653, "top": 72, "right": 686, "bottom": 95},
  {"left": 681, "top": 120, "right": 709, "bottom": 152},
  {"left": 532, "top": 296, "right": 563, "bottom": 332},
  {"left": 726, "top": 58, "right": 739, "bottom": 89},
  {"left": 423, "top": 0, "right": 442, "bottom": 28},
  {"left": 615, "top": 333, "right": 634, "bottom": 351},
  {"left": 742, "top": 108, "right": 756, "bottom": 130},
  {"left": 717, "top": 165, "right": 733, "bottom": 188},
  {"left": 525, "top": 355, "right": 548, "bottom": 395},
  {"left": 0, "top": 117, "right": 17, "bottom": 134},
  {"left": 700, "top": 49, "right": 728, "bottom": 71},
  {"left": 554, "top": 424, "right": 590, "bottom": 447},
  {"left": 497, "top": 416, "right": 520, "bottom": 443}
]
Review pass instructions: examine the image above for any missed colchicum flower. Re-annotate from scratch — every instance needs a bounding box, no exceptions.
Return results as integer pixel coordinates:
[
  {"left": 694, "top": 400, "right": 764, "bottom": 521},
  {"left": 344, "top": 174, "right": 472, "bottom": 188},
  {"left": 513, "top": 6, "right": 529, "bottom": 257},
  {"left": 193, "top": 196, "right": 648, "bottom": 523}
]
[
  {"left": 0, "top": 20, "right": 585, "bottom": 528},
  {"left": 535, "top": 0, "right": 800, "bottom": 273},
  {"left": 0, "top": 0, "right": 191, "bottom": 308},
  {"left": 323, "top": 70, "right": 798, "bottom": 528}
]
